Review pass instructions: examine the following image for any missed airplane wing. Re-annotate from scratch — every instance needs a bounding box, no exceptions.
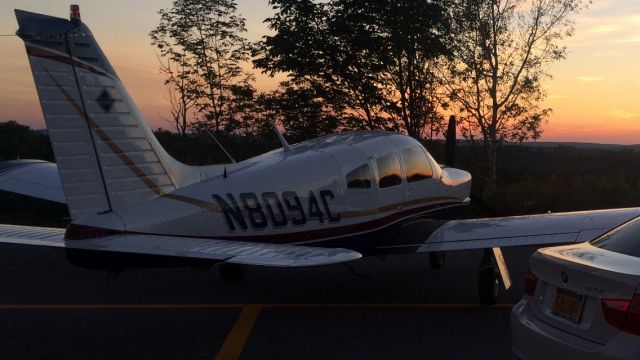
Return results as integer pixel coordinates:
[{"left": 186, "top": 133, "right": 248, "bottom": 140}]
[
  {"left": 0, "top": 224, "right": 361, "bottom": 267},
  {"left": 0, "top": 160, "right": 65, "bottom": 203},
  {"left": 378, "top": 207, "right": 640, "bottom": 253}
]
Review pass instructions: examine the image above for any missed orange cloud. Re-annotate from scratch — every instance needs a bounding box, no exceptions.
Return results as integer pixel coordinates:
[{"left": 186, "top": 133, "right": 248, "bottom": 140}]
[
  {"left": 609, "top": 110, "right": 640, "bottom": 119},
  {"left": 575, "top": 76, "right": 605, "bottom": 82}
]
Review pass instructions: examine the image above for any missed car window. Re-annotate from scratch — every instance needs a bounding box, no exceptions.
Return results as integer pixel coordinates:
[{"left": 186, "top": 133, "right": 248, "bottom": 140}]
[
  {"left": 402, "top": 147, "right": 433, "bottom": 182},
  {"left": 590, "top": 218, "right": 640, "bottom": 258},
  {"left": 376, "top": 153, "right": 402, "bottom": 188},
  {"left": 346, "top": 164, "right": 372, "bottom": 189}
]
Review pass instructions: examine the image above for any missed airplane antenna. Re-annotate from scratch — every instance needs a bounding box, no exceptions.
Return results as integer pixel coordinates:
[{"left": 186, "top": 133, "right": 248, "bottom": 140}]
[
  {"left": 207, "top": 132, "right": 236, "bottom": 164},
  {"left": 271, "top": 121, "right": 292, "bottom": 152}
]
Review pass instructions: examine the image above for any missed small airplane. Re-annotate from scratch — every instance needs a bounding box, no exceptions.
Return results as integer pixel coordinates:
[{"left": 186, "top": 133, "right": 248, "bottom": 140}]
[{"left": 2, "top": 6, "right": 639, "bottom": 304}]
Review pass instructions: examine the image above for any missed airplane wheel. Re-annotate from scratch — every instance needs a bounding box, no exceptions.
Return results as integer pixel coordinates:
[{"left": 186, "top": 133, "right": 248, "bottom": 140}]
[
  {"left": 478, "top": 267, "right": 500, "bottom": 305},
  {"left": 218, "top": 263, "right": 247, "bottom": 283},
  {"left": 429, "top": 251, "right": 446, "bottom": 269}
]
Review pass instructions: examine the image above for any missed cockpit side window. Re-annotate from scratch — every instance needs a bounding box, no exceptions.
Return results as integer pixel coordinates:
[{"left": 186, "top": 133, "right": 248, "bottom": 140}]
[
  {"left": 346, "top": 164, "right": 372, "bottom": 189},
  {"left": 402, "top": 147, "right": 433, "bottom": 183},
  {"left": 376, "top": 153, "right": 402, "bottom": 188}
]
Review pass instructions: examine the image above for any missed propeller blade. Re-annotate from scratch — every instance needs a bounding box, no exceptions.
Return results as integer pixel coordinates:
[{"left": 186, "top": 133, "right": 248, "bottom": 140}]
[
  {"left": 469, "top": 193, "right": 497, "bottom": 216},
  {"left": 444, "top": 115, "right": 456, "bottom": 167}
]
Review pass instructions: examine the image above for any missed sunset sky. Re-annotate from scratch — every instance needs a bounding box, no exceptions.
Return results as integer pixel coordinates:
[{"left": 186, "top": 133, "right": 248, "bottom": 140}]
[{"left": 0, "top": 0, "right": 639, "bottom": 144}]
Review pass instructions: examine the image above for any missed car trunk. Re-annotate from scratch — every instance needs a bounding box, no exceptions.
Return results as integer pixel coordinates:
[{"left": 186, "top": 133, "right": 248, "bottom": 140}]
[{"left": 527, "top": 243, "right": 640, "bottom": 344}]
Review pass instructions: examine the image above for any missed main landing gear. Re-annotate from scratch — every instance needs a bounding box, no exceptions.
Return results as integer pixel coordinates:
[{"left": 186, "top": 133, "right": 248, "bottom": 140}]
[
  {"left": 428, "top": 251, "right": 446, "bottom": 269},
  {"left": 218, "top": 263, "right": 247, "bottom": 283}
]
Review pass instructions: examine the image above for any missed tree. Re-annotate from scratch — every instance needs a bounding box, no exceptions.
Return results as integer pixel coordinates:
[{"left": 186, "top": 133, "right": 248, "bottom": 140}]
[
  {"left": 157, "top": 54, "right": 198, "bottom": 136},
  {"left": 367, "top": 0, "right": 451, "bottom": 139},
  {"left": 150, "top": 0, "right": 255, "bottom": 135},
  {"left": 443, "top": 0, "right": 587, "bottom": 187},
  {"left": 258, "top": 82, "right": 342, "bottom": 143},
  {"left": 0, "top": 121, "right": 53, "bottom": 161},
  {"left": 254, "top": 0, "right": 451, "bottom": 139},
  {"left": 223, "top": 84, "right": 261, "bottom": 135},
  {"left": 254, "top": 0, "right": 385, "bottom": 131}
]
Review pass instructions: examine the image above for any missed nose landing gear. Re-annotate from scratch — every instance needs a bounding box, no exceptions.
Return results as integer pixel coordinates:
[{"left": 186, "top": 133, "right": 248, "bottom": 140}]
[
  {"left": 218, "top": 263, "right": 247, "bottom": 283},
  {"left": 428, "top": 251, "right": 446, "bottom": 269}
]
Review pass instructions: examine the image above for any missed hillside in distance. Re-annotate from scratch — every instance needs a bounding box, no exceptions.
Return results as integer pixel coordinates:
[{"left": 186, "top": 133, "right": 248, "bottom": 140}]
[{"left": 522, "top": 141, "right": 640, "bottom": 150}]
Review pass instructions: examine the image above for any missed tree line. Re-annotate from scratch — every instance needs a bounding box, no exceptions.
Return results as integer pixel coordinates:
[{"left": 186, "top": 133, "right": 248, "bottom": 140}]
[
  {"left": 149, "top": 0, "right": 587, "bottom": 188},
  {"left": 3, "top": 123, "right": 640, "bottom": 226}
]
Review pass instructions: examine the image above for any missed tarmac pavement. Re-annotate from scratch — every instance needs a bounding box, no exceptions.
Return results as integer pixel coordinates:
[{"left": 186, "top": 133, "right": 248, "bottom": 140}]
[{"left": 0, "top": 243, "right": 537, "bottom": 359}]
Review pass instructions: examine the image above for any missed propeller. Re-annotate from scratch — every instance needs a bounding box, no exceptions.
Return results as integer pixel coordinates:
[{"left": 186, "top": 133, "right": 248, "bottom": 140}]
[
  {"left": 442, "top": 114, "right": 511, "bottom": 296},
  {"left": 443, "top": 115, "right": 497, "bottom": 216}
]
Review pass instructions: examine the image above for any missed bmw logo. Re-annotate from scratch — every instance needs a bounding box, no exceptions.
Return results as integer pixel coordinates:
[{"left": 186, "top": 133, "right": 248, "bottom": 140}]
[{"left": 561, "top": 271, "right": 568, "bottom": 284}]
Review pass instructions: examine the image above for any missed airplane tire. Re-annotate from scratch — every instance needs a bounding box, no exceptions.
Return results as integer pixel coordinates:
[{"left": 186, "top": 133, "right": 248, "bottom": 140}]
[
  {"left": 478, "top": 267, "right": 500, "bottom": 305},
  {"left": 428, "top": 251, "right": 446, "bottom": 269},
  {"left": 218, "top": 263, "right": 247, "bottom": 283}
]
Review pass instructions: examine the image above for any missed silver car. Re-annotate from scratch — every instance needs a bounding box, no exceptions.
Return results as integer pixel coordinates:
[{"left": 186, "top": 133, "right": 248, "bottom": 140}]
[{"left": 511, "top": 218, "right": 640, "bottom": 359}]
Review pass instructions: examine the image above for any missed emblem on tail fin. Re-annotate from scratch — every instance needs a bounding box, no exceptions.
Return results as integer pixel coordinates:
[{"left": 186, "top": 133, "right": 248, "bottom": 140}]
[{"left": 96, "top": 89, "right": 115, "bottom": 112}]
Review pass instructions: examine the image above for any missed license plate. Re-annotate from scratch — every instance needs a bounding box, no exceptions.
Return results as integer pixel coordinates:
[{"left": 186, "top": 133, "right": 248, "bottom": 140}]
[{"left": 552, "top": 288, "right": 585, "bottom": 323}]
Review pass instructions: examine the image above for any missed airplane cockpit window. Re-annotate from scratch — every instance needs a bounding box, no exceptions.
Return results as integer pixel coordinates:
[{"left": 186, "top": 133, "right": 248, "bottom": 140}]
[
  {"left": 346, "top": 164, "right": 372, "bottom": 189},
  {"left": 376, "top": 153, "right": 402, "bottom": 188},
  {"left": 402, "top": 147, "right": 433, "bottom": 182}
]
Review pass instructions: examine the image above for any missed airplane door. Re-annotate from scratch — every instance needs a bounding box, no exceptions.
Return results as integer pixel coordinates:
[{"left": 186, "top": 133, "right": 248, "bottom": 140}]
[
  {"left": 372, "top": 151, "right": 405, "bottom": 214},
  {"left": 346, "top": 137, "right": 406, "bottom": 219}
]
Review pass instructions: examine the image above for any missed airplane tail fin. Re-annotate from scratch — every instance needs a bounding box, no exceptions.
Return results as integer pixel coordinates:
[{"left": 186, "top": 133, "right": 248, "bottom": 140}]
[{"left": 15, "top": 8, "right": 200, "bottom": 220}]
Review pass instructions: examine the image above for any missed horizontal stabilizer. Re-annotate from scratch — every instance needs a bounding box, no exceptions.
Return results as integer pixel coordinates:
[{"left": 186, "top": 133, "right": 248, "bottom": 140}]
[
  {"left": 0, "top": 224, "right": 361, "bottom": 267},
  {"left": 0, "top": 160, "right": 65, "bottom": 203},
  {"left": 0, "top": 223, "right": 65, "bottom": 247}
]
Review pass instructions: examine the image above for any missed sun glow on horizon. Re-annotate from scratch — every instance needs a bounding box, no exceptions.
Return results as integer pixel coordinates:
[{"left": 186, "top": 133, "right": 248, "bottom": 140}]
[{"left": 0, "top": 1, "right": 639, "bottom": 144}]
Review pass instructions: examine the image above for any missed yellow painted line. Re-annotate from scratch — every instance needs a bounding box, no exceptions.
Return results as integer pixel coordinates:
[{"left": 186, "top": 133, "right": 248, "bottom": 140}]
[
  {"left": 264, "top": 303, "right": 516, "bottom": 309},
  {"left": 215, "top": 305, "right": 262, "bottom": 360},
  {"left": 0, "top": 302, "right": 514, "bottom": 360},
  {"left": 0, "top": 304, "right": 238, "bottom": 310},
  {"left": 0, "top": 303, "right": 515, "bottom": 310}
]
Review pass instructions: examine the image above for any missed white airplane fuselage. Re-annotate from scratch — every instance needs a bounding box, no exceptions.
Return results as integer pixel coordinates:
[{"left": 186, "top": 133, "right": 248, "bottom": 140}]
[{"left": 68, "top": 131, "right": 471, "bottom": 251}]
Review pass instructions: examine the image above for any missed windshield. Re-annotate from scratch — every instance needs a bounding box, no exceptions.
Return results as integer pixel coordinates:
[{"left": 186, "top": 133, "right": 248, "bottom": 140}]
[{"left": 590, "top": 217, "right": 640, "bottom": 258}]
